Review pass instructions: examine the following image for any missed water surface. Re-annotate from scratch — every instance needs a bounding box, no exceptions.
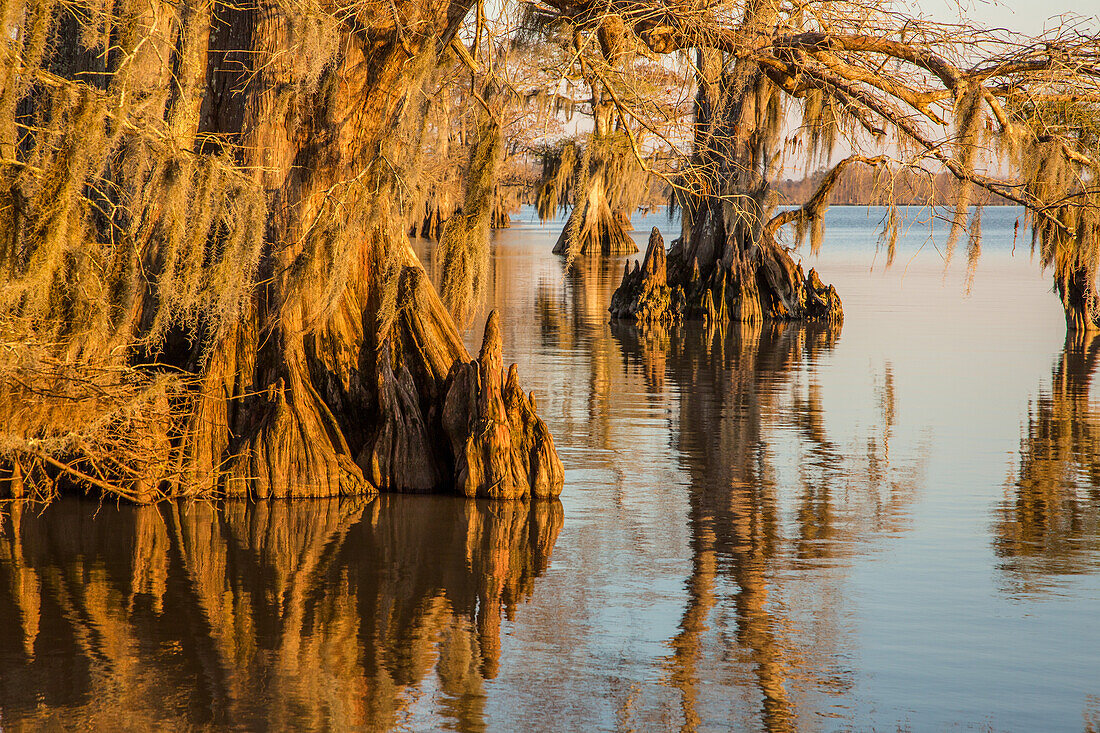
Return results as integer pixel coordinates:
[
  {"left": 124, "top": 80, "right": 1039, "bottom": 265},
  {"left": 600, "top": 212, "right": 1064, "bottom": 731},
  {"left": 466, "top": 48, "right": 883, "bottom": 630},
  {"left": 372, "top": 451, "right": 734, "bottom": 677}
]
[{"left": 1, "top": 205, "right": 1098, "bottom": 731}]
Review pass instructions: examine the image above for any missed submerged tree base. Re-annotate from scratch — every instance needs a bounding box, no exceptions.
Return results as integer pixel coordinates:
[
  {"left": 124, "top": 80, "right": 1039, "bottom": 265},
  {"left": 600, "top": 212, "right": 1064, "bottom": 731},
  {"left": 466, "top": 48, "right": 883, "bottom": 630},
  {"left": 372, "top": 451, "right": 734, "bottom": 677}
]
[
  {"left": 0, "top": 301, "right": 563, "bottom": 504},
  {"left": 1057, "top": 266, "right": 1100, "bottom": 333},
  {"left": 609, "top": 229, "right": 843, "bottom": 327},
  {"left": 442, "top": 311, "right": 564, "bottom": 499},
  {"left": 551, "top": 206, "right": 638, "bottom": 257}
]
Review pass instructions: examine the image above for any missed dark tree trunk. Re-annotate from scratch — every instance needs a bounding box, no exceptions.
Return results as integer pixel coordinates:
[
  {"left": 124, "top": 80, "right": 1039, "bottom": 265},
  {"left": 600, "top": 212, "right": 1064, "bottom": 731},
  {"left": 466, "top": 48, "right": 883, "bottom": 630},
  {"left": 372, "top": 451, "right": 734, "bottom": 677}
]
[
  {"left": 197, "top": 0, "right": 455, "bottom": 497},
  {"left": 418, "top": 204, "right": 451, "bottom": 239},
  {"left": 1057, "top": 265, "right": 1100, "bottom": 332},
  {"left": 186, "top": 0, "right": 564, "bottom": 499},
  {"left": 490, "top": 187, "right": 515, "bottom": 229},
  {"left": 610, "top": 228, "right": 842, "bottom": 328}
]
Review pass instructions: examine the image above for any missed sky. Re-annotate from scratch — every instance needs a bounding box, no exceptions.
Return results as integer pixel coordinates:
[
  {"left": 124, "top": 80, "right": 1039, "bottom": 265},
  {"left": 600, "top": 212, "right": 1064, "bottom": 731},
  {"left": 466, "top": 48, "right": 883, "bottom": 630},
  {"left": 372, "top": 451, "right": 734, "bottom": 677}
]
[
  {"left": 773, "top": 0, "right": 1100, "bottom": 176},
  {"left": 922, "top": 0, "right": 1099, "bottom": 31}
]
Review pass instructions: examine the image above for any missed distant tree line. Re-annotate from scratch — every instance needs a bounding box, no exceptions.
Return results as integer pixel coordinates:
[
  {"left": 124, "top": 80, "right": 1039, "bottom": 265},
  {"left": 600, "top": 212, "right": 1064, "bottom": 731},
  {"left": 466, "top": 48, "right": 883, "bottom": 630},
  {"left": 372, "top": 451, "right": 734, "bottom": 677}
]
[{"left": 774, "top": 168, "right": 1014, "bottom": 207}]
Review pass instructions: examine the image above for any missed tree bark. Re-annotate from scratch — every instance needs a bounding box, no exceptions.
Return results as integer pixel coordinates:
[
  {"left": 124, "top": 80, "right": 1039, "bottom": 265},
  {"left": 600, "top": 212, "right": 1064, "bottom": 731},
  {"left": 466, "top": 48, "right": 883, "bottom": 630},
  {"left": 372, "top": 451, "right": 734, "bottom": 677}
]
[
  {"left": 610, "top": 228, "right": 842, "bottom": 327},
  {"left": 490, "top": 187, "right": 515, "bottom": 229},
  {"left": 189, "top": 0, "right": 565, "bottom": 499},
  {"left": 549, "top": 101, "right": 639, "bottom": 258},
  {"left": 551, "top": 167, "right": 637, "bottom": 256}
]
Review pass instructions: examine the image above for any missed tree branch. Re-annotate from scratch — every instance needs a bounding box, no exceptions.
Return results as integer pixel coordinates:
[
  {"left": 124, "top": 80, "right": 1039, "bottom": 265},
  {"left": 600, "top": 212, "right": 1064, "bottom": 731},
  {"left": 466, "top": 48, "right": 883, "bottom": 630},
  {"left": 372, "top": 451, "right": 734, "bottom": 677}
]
[{"left": 765, "top": 155, "right": 887, "bottom": 236}]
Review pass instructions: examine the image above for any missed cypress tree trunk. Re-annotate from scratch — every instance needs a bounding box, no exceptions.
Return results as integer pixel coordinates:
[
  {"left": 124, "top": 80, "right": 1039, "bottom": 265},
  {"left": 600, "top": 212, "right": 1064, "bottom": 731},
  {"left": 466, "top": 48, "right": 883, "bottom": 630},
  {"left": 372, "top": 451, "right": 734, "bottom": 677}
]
[
  {"left": 609, "top": 49, "right": 842, "bottom": 326},
  {"left": 549, "top": 102, "right": 638, "bottom": 258},
  {"left": 490, "top": 186, "right": 516, "bottom": 229},
  {"left": 1057, "top": 265, "right": 1100, "bottom": 332},
  {"left": 550, "top": 165, "right": 637, "bottom": 256},
  {"left": 0, "top": 0, "right": 563, "bottom": 500}
]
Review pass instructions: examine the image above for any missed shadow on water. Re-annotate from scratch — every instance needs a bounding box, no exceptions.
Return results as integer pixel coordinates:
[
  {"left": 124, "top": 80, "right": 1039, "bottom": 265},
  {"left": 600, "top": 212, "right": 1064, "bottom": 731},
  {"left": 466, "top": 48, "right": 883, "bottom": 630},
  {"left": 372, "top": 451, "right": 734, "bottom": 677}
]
[
  {"left": 996, "top": 331, "right": 1100, "bottom": 586},
  {"left": 0, "top": 495, "right": 561, "bottom": 731}
]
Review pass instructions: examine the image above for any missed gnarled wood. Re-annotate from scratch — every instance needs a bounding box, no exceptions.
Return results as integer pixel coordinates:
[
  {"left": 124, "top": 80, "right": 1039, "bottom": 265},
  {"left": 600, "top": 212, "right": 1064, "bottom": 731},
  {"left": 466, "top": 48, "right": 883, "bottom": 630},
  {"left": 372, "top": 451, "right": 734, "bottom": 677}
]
[
  {"left": 551, "top": 170, "right": 638, "bottom": 256},
  {"left": 442, "top": 311, "right": 564, "bottom": 498},
  {"left": 0, "top": 0, "right": 564, "bottom": 502},
  {"left": 610, "top": 228, "right": 841, "bottom": 327}
]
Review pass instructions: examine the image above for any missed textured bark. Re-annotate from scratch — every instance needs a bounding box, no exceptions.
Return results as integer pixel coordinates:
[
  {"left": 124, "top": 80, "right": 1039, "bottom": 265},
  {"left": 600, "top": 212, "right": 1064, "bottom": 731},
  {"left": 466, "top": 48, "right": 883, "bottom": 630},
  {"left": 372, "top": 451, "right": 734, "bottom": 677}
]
[
  {"left": 610, "top": 42, "right": 841, "bottom": 327},
  {"left": 442, "top": 312, "right": 565, "bottom": 498},
  {"left": 608, "top": 227, "right": 679, "bottom": 325},
  {"left": 418, "top": 204, "right": 451, "bottom": 239},
  {"left": 189, "top": 1, "right": 452, "bottom": 499},
  {"left": 490, "top": 190, "right": 515, "bottom": 229},
  {"left": 610, "top": 228, "right": 841, "bottom": 327},
  {"left": 547, "top": 68, "right": 640, "bottom": 258}
]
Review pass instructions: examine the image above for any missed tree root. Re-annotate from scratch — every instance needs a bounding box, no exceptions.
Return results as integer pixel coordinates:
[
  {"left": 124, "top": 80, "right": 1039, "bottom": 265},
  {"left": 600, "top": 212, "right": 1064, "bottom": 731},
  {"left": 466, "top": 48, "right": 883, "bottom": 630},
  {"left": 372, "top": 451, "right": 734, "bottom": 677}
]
[
  {"left": 443, "top": 311, "right": 564, "bottom": 499},
  {"left": 610, "top": 228, "right": 843, "bottom": 327}
]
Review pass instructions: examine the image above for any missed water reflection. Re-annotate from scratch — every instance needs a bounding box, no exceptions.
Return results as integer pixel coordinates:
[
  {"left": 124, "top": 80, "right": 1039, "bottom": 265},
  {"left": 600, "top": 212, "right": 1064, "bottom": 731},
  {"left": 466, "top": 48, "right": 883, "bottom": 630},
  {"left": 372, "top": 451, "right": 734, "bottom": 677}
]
[
  {"left": 0, "top": 495, "right": 561, "bottom": 730},
  {"left": 997, "top": 331, "right": 1100, "bottom": 584},
  {"left": 605, "top": 314, "right": 921, "bottom": 731},
  {"left": 7, "top": 222, "right": 1088, "bottom": 730},
  {"left": 536, "top": 255, "right": 636, "bottom": 466}
]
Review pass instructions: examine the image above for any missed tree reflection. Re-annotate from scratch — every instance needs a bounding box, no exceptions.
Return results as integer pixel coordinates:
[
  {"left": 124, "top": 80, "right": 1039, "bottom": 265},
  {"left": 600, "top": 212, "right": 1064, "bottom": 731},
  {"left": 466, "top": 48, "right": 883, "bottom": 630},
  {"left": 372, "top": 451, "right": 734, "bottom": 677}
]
[
  {"left": 366, "top": 245, "right": 925, "bottom": 730},
  {"left": 0, "top": 495, "right": 561, "bottom": 731},
  {"left": 997, "top": 331, "right": 1100, "bottom": 583},
  {"left": 533, "top": 251, "right": 681, "bottom": 507},
  {"left": 614, "top": 318, "right": 920, "bottom": 732}
]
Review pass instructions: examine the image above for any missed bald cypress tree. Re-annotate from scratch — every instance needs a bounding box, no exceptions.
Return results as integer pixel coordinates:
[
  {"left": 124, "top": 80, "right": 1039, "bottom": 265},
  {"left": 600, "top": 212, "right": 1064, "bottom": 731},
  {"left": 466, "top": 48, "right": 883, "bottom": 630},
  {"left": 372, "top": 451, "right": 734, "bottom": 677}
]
[
  {"left": 0, "top": 0, "right": 563, "bottom": 500},
  {"left": 534, "top": 0, "right": 1100, "bottom": 330}
]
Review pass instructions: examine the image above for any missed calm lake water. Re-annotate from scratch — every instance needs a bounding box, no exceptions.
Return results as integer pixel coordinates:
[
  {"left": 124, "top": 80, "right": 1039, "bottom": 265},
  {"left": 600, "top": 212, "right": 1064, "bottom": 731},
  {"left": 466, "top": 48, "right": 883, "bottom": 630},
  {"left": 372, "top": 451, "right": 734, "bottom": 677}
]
[{"left": 2, "top": 205, "right": 1099, "bottom": 731}]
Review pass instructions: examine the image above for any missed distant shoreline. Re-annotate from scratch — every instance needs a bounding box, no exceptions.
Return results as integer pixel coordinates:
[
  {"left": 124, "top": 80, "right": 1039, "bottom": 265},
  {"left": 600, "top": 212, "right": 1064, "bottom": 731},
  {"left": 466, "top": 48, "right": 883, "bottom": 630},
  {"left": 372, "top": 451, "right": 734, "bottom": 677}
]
[{"left": 773, "top": 167, "right": 1014, "bottom": 207}]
